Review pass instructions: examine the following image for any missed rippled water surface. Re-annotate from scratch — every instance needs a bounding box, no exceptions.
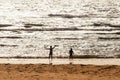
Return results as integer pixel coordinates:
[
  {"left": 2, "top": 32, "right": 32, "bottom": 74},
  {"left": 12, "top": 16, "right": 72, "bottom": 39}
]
[{"left": 0, "top": 0, "right": 120, "bottom": 57}]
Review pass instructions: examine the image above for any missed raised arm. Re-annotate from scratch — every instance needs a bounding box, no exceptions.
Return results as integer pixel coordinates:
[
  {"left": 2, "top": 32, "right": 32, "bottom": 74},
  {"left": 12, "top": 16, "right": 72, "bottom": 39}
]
[
  {"left": 44, "top": 45, "right": 50, "bottom": 50},
  {"left": 52, "top": 45, "right": 59, "bottom": 49}
]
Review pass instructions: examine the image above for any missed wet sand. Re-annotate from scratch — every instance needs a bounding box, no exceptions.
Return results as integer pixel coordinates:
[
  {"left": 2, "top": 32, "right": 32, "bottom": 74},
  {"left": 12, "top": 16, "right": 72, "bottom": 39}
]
[
  {"left": 0, "top": 64, "right": 120, "bottom": 80},
  {"left": 1, "top": 58, "right": 120, "bottom": 65}
]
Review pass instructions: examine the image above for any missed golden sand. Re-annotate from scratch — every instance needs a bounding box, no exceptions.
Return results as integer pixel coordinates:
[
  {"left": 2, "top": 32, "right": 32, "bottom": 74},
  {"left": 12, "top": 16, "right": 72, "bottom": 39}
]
[{"left": 0, "top": 64, "right": 119, "bottom": 80}]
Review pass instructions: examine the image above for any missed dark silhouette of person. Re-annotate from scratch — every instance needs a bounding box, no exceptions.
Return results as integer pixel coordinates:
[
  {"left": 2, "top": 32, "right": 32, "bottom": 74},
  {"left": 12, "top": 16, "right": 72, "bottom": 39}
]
[
  {"left": 44, "top": 45, "right": 58, "bottom": 59},
  {"left": 69, "top": 48, "right": 74, "bottom": 59},
  {"left": 49, "top": 46, "right": 54, "bottom": 59},
  {"left": 44, "top": 45, "right": 58, "bottom": 64}
]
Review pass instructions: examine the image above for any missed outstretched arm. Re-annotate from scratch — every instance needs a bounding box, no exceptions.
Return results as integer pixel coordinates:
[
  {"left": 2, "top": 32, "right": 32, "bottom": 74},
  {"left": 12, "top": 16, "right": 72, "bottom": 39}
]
[
  {"left": 44, "top": 45, "right": 50, "bottom": 50},
  {"left": 52, "top": 45, "right": 58, "bottom": 49}
]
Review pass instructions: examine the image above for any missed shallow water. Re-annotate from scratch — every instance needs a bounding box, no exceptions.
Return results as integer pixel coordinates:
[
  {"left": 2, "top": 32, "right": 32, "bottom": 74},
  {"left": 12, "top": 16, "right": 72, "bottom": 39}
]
[{"left": 0, "top": 58, "right": 120, "bottom": 65}]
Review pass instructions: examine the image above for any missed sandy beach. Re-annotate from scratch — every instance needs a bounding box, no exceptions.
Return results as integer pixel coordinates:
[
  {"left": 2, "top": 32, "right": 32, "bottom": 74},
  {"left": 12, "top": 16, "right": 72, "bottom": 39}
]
[
  {"left": 0, "top": 0, "right": 119, "bottom": 80},
  {"left": 0, "top": 64, "right": 119, "bottom": 80}
]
